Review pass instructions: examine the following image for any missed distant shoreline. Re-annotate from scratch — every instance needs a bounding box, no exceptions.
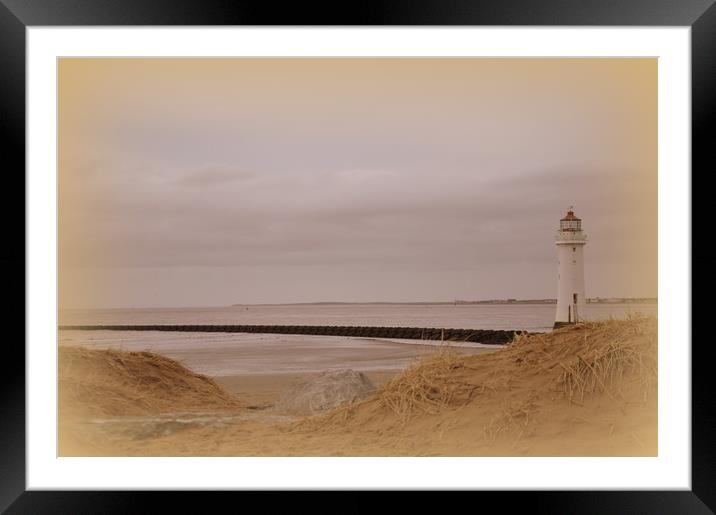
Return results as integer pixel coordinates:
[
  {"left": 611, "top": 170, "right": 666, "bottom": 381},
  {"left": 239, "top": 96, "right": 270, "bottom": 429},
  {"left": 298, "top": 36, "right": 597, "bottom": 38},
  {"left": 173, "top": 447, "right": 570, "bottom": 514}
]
[
  {"left": 60, "top": 298, "right": 659, "bottom": 311},
  {"left": 230, "top": 298, "right": 658, "bottom": 307}
]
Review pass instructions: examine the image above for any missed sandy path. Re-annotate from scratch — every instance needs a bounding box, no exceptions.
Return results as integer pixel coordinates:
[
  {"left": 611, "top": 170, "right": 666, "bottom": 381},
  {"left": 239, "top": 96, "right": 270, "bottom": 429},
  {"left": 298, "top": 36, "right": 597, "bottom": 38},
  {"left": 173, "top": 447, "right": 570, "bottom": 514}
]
[{"left": 214, "top": 370, "right": 399, "bottom": 407}]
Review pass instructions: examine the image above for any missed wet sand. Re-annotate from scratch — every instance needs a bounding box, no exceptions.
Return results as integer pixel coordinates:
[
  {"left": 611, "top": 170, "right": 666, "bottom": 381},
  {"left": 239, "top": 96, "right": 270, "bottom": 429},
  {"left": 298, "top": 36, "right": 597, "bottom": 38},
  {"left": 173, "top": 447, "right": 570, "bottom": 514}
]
[{"left": 59, "top": 330, "right": 498, "bottom": 406}]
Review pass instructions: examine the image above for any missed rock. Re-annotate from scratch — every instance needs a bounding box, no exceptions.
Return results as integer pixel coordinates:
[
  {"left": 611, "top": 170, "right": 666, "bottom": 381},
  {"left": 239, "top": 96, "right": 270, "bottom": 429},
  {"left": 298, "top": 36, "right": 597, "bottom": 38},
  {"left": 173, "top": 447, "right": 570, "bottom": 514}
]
[{"left": 275, "top": 369, "right": 376, "bottom": 416}]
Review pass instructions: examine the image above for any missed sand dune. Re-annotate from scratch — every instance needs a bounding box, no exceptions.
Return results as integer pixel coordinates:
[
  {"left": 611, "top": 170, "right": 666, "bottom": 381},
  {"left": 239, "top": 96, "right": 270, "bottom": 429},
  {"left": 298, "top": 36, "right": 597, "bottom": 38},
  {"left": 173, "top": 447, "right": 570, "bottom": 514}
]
[
  {"left": 59, "top": 316, "right": 657, "bottom": 456},
  {"left": 302, "top": 315, "right": 657, "bottom": 456},
  {"left": 59, "top": 346, "right": 242, "bottom": 418}
]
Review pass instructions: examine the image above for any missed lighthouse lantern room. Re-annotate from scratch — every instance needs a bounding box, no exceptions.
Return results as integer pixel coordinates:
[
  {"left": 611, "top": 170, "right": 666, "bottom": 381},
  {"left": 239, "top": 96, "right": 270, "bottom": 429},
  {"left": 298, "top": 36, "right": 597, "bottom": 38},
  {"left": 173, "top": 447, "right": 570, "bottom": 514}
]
[{"left": 554, "top": 207, "right": 587, "bottom": 329}]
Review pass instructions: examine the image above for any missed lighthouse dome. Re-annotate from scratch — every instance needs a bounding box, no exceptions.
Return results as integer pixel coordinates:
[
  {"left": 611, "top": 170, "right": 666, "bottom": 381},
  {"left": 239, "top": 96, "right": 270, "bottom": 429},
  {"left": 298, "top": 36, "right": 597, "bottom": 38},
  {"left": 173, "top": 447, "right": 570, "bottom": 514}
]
[{"left": 560, "top": 207, "right": 582, "bottom": 232}]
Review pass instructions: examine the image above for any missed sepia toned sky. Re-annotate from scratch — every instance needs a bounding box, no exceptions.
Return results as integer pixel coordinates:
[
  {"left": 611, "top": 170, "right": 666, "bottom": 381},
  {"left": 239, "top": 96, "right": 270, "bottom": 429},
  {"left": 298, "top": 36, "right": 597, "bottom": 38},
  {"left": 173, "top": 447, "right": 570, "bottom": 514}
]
[{"left": 59, "top": 58, "right": 657, "bottom": 308}]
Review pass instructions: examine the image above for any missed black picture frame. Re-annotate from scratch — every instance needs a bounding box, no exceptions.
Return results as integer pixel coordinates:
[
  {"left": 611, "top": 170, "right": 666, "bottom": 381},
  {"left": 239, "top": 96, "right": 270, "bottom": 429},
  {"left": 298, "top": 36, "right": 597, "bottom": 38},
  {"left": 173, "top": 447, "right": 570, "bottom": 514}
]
[{"left": 1, "top": 0, "right": 712, "bottom": 512}]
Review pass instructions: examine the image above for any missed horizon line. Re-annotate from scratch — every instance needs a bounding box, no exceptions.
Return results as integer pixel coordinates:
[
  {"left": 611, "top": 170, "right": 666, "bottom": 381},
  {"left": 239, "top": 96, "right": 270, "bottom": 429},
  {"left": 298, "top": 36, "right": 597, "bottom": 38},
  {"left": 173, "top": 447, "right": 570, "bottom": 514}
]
[{"left": 61, "top": 296, "right": 659, "bottom": 310}]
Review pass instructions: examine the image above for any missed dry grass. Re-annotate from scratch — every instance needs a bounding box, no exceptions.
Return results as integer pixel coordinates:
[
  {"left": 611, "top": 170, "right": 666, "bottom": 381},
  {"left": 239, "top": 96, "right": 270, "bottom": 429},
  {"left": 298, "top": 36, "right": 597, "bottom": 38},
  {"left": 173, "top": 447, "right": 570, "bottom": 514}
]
[
  {"left": 553, "top": 315, "right": 657, "bottom": 404},
  {"left": 307, "top": 315, "right": 657, "bottom": 437},
  {"left": 59, "top": 346, "right": 242, "bottom": 418},
  {"left": 377, "top": 346, "right": 477, "bottom": 421},
  {"left": 375, "top": 316, "right": 657, "bottom": 422},
  {"left": 297, "top": 346, "right": 477, "bottom": 429}
]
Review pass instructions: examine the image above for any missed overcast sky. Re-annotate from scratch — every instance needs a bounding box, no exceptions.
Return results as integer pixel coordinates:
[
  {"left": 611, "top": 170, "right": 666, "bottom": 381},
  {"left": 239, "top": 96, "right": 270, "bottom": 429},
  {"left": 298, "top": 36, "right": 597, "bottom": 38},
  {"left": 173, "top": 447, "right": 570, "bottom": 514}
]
[{"left": 58, "top": 58, "right": 657, "bottom": 308}]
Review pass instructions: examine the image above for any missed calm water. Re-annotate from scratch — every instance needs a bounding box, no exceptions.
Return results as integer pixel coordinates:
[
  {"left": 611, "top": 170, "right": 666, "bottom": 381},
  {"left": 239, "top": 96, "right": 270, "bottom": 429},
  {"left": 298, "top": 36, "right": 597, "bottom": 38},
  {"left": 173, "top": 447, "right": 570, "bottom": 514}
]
[{"left": 60, "top": 303, "right": 657, "bottom": 333}]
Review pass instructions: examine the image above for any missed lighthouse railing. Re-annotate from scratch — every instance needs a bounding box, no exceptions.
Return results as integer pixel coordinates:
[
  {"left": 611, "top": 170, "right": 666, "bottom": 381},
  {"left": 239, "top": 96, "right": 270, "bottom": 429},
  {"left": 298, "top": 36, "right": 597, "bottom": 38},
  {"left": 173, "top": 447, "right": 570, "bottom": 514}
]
[{"left": 556, "top": 232, "right": 587, "bottom": 242}]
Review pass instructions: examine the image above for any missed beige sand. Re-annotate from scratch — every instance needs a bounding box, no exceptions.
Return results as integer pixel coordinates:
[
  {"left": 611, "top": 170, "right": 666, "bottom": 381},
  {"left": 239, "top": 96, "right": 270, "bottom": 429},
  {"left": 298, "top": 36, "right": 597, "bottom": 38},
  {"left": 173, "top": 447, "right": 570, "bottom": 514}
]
[
  {"left": 214, "top": 370, "right": 399, "bottom": 408},
  {"left": 59, "top": 316, "right": 656, "bottom": 457}
]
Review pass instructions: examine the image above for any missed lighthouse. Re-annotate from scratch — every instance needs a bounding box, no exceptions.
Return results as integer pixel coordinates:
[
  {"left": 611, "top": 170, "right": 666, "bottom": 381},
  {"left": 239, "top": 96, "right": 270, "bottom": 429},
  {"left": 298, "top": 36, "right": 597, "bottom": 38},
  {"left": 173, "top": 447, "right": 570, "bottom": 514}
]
[{"left": 554, "top": 207, "right": 587, "bottom": 329}]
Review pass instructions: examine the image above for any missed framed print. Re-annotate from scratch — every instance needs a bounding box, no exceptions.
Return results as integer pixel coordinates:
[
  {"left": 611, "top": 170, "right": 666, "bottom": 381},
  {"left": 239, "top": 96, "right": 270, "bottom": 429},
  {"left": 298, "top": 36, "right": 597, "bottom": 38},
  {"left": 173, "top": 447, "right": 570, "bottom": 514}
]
[{"left": 2, "top": 0, "right": 713, "bottom": 512}]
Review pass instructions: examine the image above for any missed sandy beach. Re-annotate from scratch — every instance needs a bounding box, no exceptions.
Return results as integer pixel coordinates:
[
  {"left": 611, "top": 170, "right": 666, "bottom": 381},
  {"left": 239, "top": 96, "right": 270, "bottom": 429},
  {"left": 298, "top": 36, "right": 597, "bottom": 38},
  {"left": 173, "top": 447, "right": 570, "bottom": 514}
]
[
  {"left": 58, "top": 329, "right": 497, "bottom": 404},
  {"left": 59, "top": 329, "right": 497, "bottom": 408},
  {"left": 58, "top": 316, "right": 657, "bottom": 457}
]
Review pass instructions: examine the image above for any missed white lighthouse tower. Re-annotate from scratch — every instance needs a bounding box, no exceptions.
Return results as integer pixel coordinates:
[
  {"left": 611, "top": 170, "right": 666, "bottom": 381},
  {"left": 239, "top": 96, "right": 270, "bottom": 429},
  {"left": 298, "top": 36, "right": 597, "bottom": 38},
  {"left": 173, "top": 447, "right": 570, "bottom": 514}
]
[{"left": 554, "top": 207, "right": 587, "bottom": 329}]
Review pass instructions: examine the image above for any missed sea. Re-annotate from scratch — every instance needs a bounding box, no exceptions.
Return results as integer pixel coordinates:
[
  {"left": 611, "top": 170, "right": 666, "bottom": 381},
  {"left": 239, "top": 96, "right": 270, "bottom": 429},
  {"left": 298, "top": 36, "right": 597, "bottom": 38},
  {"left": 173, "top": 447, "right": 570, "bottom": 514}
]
[{"left": 59, "top": 302, "right": 657, "bottom": 333}]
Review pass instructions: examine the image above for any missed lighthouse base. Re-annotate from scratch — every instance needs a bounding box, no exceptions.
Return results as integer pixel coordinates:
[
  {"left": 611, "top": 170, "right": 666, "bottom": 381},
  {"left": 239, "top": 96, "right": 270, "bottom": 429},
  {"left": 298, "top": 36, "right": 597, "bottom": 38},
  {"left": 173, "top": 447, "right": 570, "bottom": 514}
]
[{"left": 553, "top": 321, "right": 576, "bottom": 330}]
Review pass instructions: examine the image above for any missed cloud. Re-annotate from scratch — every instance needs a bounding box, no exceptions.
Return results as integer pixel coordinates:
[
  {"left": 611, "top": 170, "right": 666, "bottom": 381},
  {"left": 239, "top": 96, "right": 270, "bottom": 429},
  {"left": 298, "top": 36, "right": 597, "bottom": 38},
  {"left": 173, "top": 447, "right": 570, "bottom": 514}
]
[
  {"left": 59, "top": 150, "right": 654, "bottom": 275},
  {"left": 174, "top": 165, "right": 254, "bottom": 187},
  {"left": 58, "top": 58, "right": 657, "bottom": 304}
]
